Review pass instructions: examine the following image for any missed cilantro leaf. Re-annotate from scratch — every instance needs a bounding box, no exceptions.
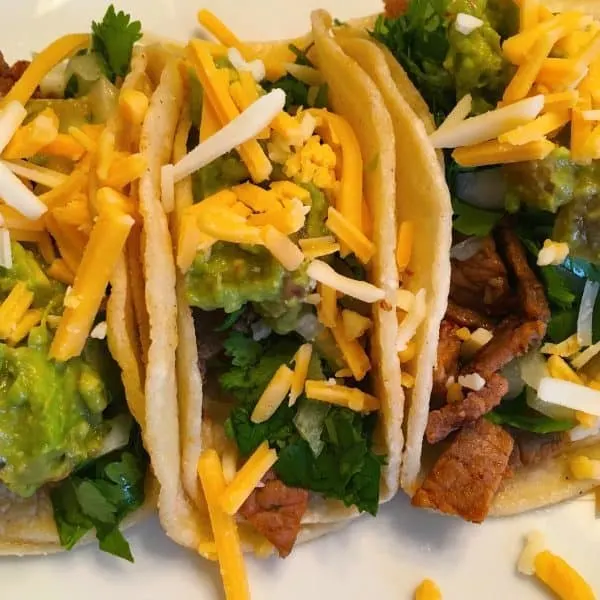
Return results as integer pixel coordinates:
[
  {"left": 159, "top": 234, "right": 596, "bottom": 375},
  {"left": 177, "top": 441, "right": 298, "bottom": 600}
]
[
  {"left": 50, "top": 429, "right": 147, "bottom": 561},
  {"left": 540, "top": 267, "right": 577, "bottom": 309},
  {"left": 486, "top": 390, "right": 575, "bottom": 434},
  {"left": 215, "top": 308, "right": 244, "bottom": 332},
  {"left": 452, "top": 197, "right": 503, "bottom": 236},
  {"left": 91, "top": 5, "right": 142, "bottom": 83},
  {"left": 222, "top": 331, "right": 263, "bottom": 368}
]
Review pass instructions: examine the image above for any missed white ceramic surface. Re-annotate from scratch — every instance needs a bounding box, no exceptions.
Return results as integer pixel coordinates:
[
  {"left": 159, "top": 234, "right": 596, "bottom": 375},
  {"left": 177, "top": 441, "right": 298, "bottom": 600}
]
[{"left": 1, "top": 1, "right": 599, "bottom": 598}]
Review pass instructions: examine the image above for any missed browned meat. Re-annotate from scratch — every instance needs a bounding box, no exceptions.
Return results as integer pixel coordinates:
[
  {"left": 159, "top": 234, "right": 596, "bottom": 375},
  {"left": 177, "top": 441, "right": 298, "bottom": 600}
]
[
  {"left": 426, "top": 373, "right": 509, "bottom": 444},
  {"left": 509, "top": 430, "right": 567, "bottom": 469},
  {"left": 412, "top": 419, "right": 514, "bottom": 522},
  {"left": 496, "top": 226, "right": 551, "bottom": 322},
  {"left": 0, "top": 52, "right": 31, "bottom": 97},
  {"left": 239, "top": 472, "right": 309, "bottom": 558},
  {"left": 445, "top": 300, "right": 496, "bottom": 330},
  {"left": 463, "top": 317, "right": 546, "bottom": 379},
  {"left": 432, "top": 320, "right": 462, "bottom": 403},
  {"left": 450, "top": 236, "right": 514, "bottom": 316},
  {"left": 383, "top": 0, "right": 409, "bottom": 18}
]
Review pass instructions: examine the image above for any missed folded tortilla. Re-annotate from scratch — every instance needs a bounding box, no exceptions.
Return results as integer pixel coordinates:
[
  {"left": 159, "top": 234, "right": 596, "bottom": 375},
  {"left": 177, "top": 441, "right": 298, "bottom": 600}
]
[
  {"left": 140, "top": 11, "right": 417, "bottom": 554},
  {"left": 337, "top": 6, "right": 600, "bottom": 518},
  {"left": 0, "top": 46, "right": 158, "bottom": 554}
]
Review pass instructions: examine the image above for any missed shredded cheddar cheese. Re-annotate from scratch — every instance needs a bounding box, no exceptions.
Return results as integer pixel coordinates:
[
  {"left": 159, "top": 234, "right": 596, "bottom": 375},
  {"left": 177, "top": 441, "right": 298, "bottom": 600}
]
[
  {"left": 414, "top": 579, "right": 442, "bottom": 600},
  {"left": 534, "top": 550, "right": 595, "bottom": 600},
  {"left": 220, "top": 441, "right": 278, "bottom": 515},
  {"left": 197, "top": 449, "right": 250, "bottom": 600},
  {"left": 250, "top": 364, "right": 294, "bottom": 423},
  {"left": 7, "top": 308, "right": 42, "bottom": 345},
  {"left": 341, "top": 309, "right": 372, "bottom": 341},
  {"left": 330, "top": 315, "right": 371, "bottom": 381},
  {"left": 317, "top": 282, "right": 338, "bottom": 328},
  {"left": 326, "top": 206, "right": 374, "bottom": 264},
  {"left": 0, "top": 281, "right": 33, "bottom": 339},
  {"left": 289, "top": 343, "right": 313, "bottom": 406},
  {"left": 304, "top": 379, "right": 380, "bottom": 412}
]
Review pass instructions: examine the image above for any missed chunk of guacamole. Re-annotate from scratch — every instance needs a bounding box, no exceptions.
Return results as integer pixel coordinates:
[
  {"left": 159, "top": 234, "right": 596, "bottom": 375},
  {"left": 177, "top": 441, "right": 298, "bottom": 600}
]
[
  {"left": 504, "top": 147, "right": 577, "bottom": 214},
  {"left": 0, "top": 326, "right": 115, "bottom": 497},
  {"left": 192, "top": 153, "right": 249, "bottom": 201}
]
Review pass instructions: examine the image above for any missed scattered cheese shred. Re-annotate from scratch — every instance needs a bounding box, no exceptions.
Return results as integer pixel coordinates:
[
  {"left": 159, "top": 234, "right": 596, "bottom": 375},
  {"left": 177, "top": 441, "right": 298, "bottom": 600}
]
[
  {"left": 326, "top": 206, "right": 374, "bottom": 264},
  {"left": 250, "top": 364, "right": 294, "bottom": 423},
  {"left": 518, "top": 530, "right": 546, "bottom": 576},
  {"left": 7, "top": 308, "right": 42, "bottom": 345},
  {"left": 197, "top": 9, "right": 253, "bottom": 61},
  {"left": 220, "top": 441, "right": 278, "bottom": 515},
  {"left": 414, "top": 579, "right": 442, "bottom": 600},
  {"left": 289, "top": 343, "right": 313, "bottom": 406},
  {"left": 261, "top": 224, "right": 304, "bottom": 271},
  {"left": 0, "top": 34, "right": 90, "bottom": 108},
  {"left": 0, "top": 101, "right": 27, "bottom": 154},
  {"left": 304, "top": 380, "right": 380, "bottom": 412},
  {"left": 197, "top": 449, "right": 250, "bottom": 600},
  {"left": 499, "top": 111, "right": 569, "bottom": 145},
  {"left": 0, "top": 281, "right": 33, "bottom": 339},
  {"left": 341, "top": 309, "right": 372, "bottom": 341},
  {"left": 519, "top": 0, "right": 540, "bottom": 32},
  {"left": 399, "top": 340, "right": 416, "bottom": 363},
  {"left": 47, "top": 258, "right": 75, "bottom": 285},
  {"left": 453, "top": 138, "right": 555, "bottom": 167},
  {"left": 298, "top": 236, "right": 340, "bottom": 260},
  {"left": 317, "top": 282, "right": 338, "bottom": 329},
  {"left": 200, "top": 95, "right": 221, "bottom": 142},
  {"left": 534, "top": 550, "right": 595, "bottom": 600},
  {"left": 547, "top": 355, "right": 583, "bottom": 384},
  {"left": 41, "top": 133, "right": 85, "bottom": 161},
  {"left": 331, "top": 315, "right": 371, "bottom": 381},
  {"left": 307, "top": 260, "right": 385, "bottom": 304},
  {"left": 569, "top": 455, "right": 600, "bottom": 480},
  {"left": 49, "top": 210, "right": 134, "bottom": 361},
  {"left": 541, "top": 333, "right": 580, "bottom": 357}
]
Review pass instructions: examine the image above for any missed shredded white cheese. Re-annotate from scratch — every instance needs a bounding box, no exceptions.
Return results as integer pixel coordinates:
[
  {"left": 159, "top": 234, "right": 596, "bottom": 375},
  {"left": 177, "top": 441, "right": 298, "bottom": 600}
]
[
  {"left": 455, "top": 13, "right": 484, "bottom": 35},
  {"left": 458, "top": 373, "right": 486, "bottom": 392},
  {"left": 90, "top": 321, "right": 107, "bottom": 340},
  {"left": 517, "top": 531, "right": 546, "bottom": 576}
]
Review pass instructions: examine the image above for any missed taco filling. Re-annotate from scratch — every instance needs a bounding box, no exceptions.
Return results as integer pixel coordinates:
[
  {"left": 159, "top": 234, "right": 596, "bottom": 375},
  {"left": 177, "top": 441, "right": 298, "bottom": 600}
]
[
  {"left": 164, "top": 12, "right": 409, "bottom": 558},
  {"left": 0, "top": 5, "right": 151, "bottom": 558},
  {"left": 375, "top": 0, "right": 600, "bottom": 521}
]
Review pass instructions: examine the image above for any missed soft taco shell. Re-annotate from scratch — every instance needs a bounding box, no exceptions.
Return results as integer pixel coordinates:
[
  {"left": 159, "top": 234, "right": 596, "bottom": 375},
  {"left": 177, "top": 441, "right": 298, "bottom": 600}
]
[
  {"left": 165, "top": 11, "right": 405, "bottom": 552},
  {"left": 332, "top": 32, "right": 452, "bottom": 496}
]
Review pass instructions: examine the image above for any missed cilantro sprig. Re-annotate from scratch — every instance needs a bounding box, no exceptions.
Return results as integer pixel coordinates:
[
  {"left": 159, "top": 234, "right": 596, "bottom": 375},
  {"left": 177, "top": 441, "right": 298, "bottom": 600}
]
[
  {"left": 91, "top": 5, "right": 142, "bottom": 83},
  {"left": 221, "top": 331, "right": 384, "bottom": 515},
  {"left": 50, "top": 429, "right": 147, "bottom": 561}
]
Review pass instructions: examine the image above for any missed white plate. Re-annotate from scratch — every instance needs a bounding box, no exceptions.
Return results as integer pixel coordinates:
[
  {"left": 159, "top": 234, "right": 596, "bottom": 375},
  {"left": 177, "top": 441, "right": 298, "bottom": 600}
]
[{"left": 1, "top": 1, "right": 599, "bottom": 598}]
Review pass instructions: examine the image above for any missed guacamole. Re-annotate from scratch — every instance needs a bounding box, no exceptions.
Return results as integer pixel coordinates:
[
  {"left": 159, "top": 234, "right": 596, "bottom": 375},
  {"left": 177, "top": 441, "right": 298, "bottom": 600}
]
[{"left": 0, "top": 325, "right": 113, "bottom": 497}]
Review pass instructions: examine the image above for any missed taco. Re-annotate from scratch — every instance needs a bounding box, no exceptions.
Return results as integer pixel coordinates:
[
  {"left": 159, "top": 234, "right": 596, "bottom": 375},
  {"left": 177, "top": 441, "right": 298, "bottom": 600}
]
[
  {"left": 145, "top": 8, "right": 421, "bottom": 573},
  {"left": 369, "top": 0, "right": 600, "bottom": 522},
  {"left": 0, "top": 5, "right": 164, "bottom": 558}
]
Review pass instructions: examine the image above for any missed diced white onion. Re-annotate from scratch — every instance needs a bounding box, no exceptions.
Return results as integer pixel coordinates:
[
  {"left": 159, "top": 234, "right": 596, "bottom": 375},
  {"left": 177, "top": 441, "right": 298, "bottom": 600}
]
[
  {"left": 295, "top": 312, "right": 323, "bottom": 341},
  {"left": 526, "top": 386, "right": 574, "bottom": 422},
  {"left": 90, "top": 321, "right": 107, "bottom": 340},
  {"left": 436, "top": 93, "right": 472, "bottom": 134},
  {"left": 39, "top": 60, "right": 68, "bottom": 98},
  {"left": 251, "top": 320, "right": 272, "bottom": 341},
  {"left": 537, "top": 377, "right": 600, "bottom": 417},
  {"left": 396, "top": 289, "right": 415, "bottom": 312},
  {"left": 572, "top": 340, "right": 600, "bottom": 370},
  {"left": 455, "top": 168, "right": 507, "bottom": 210},
  {"left": 519, "top": 351, "right": 549, "bottom": 391},
  {"left": 2, "top": 159, "right": 67, "bottom": 189},
  {"left": 172, "top": 89, "right": 286, "bottom": 182},
  {"left": 0, "top": 101, "right": 27, "bottom": 154},
  {"left": 429, "top": 95, "right": 544, "bottom": 149},
  {"left": 455, "top": 13, "right": 484, "bottom": 36},
  {"left": 0, "top": 161, "right": 47, "bottom": 219},
  {"left": 397, "top": 288, "right": 427, "bottom": 351},
  {"left": 577, "top": 280, "right": 599, "bottom": 348},
  {"left": 450, "top": 236, "right": 484, "bottom": 261},
  {"left": 501, "top": 359, "right": 525, "bottom": 399}
]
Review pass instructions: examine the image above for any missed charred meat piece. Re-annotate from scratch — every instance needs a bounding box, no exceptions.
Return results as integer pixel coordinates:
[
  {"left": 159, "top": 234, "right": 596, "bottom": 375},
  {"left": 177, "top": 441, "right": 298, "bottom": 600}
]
[
  {"left": 239, "top": 472, "right": 309, "bottom": 558},
  {"left": 496, "top": 225, "right": 551, "bottom": 323},
  {"left": 463, "top": 317, "right": 546, "bottom": 380},
  {"left": 432, "top": 320, "right": 462, "bottom": 404},
  {"left": 383, "top": 0, "right": 409, "bottom": 18},
  {"left": 445, "top": 300, "right": 496, "bottom": 330},
  {"left": 450, "top": 236, "right": 514, "bottom": 316},
  {"left": 509, "top": 430, "right": 567, "bottom": 470},
  {"left": 426, "top": 373, "right": 509, "bottom": 444},
  {"left": 413, "top": 419, "right": 514, "bottom": 523},
  {"left": 0, "top": 52, "right": 31, "bottom": 97}
]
